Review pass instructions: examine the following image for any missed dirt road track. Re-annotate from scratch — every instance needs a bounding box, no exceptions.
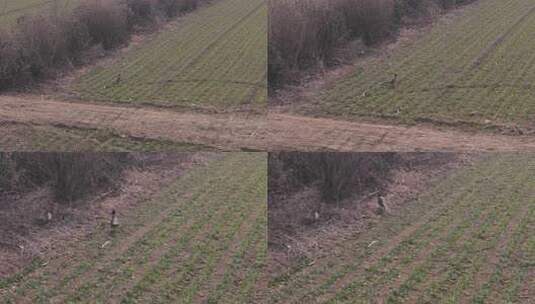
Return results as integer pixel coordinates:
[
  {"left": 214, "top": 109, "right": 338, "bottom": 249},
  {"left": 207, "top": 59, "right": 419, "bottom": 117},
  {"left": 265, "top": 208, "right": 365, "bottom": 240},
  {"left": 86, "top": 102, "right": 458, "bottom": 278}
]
[
  {"left": 0, "top": 96, "right": 268, "bottom": 151},
  {"left": 268, "top": 114, "right": 535, "bottom": 151},
  {"left": 1, "top": 96, "right": 534, "bottom": 151}
]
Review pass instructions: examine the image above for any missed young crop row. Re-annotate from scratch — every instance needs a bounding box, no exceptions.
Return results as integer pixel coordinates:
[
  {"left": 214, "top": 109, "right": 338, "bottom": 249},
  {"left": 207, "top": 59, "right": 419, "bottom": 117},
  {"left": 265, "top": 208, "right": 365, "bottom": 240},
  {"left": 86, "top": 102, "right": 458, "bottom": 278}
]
[
  {"left": 0, "top": 0, "right": 79, "bottom": 26},
  {"left": 72, "top": 0, "right": 267, "bottom": 110},
  {"left": 320, "top": 0, "right": 535, "bottom": 128},
  {"left": 266, "top": 154, "right": 535, "bottom": 304},
  {"left": 0, "top": 153, "right": 267, "bottom": 303}
]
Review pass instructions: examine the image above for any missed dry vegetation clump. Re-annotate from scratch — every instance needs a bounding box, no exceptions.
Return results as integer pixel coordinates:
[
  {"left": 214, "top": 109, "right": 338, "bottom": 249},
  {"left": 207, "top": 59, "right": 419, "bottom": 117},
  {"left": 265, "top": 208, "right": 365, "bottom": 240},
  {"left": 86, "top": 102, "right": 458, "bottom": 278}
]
[
  {"left": 156, "top": 0, "right": 201, "bottom": 17},
  {"left": 0, "top": 0, "right": 203, "bottom": 91},
  {"left": 269, "top": 152, "right": 401, "bottom": 204},
  {"left": 0, "top": 14, "right": 90, "bottom": 90},
  {"left": 126, "top": 0, "right": 200, "bottom": 25},
  {"left": 268, "top": 0, "right": 476, "bottom": 88},
  {"left": 0, "top": 152, "right": 205, "bottom": 204}
]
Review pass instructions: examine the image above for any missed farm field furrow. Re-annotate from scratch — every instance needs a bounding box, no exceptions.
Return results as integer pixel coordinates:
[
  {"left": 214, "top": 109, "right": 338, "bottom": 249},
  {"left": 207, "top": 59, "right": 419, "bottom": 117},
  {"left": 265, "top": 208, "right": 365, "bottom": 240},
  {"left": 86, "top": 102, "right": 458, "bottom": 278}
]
[
  {"left": 318, "top": 0, "right": 535, "bottom": 130},
  {"left": 266, "top": 154, "right": 535, "bottom": 304},
  {"left": 71, "top": 0, "right": 267, "bottom": 110},
  {"left": 2, "top": 96, "right": 535, "bottom": 152},
  {"left": 0, "top": 153, "right": 267, "bottom": 303}
]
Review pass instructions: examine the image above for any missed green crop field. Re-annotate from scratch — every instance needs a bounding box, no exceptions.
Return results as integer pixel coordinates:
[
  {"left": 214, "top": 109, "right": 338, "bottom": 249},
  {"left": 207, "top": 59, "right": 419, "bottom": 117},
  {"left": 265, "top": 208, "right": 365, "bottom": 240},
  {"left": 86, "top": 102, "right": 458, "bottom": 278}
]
[
  {"left": 71, "top": 0, "right": 267, "bottom": 110},
  {"left": 0, "top": 0, "right": 79, "bottom": 26},
  {"left": 267, "top": 154, "right": 535, "bottom": 303},
  {"left": 0, "top": 123, "right": 215, "bottom": 151},
  {"left": 318, "top": 0, "right": 535, "bottom": 129},
  {"left": 0, "top": 153, "right": 267, "bottom": 303}
]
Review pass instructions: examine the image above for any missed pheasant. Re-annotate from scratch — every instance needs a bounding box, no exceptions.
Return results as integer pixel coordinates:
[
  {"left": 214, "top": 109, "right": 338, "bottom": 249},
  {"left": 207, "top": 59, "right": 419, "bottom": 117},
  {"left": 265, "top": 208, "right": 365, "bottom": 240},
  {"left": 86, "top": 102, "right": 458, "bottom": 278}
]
[{"left": 110, "top": 209, "right": 119, "bottom": 228}]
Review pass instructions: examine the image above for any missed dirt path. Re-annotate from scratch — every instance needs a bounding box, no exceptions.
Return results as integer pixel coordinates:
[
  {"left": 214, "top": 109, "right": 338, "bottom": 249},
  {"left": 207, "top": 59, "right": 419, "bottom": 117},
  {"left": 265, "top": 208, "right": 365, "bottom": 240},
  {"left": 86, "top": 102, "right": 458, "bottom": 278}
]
[{"left": 1, "top": 95, "right": 534, "bottom": 151}]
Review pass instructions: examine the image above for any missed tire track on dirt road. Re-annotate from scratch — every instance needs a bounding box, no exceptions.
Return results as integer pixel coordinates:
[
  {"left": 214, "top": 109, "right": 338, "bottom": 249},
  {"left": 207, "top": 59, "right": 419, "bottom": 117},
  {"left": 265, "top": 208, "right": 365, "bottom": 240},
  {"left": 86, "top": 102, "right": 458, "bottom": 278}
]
[
  {"left": 0, "top": 96, "right": 268, "bottom": 151},
  {"left": 1, "top": 96, "right": 534, "bottom": 152}
]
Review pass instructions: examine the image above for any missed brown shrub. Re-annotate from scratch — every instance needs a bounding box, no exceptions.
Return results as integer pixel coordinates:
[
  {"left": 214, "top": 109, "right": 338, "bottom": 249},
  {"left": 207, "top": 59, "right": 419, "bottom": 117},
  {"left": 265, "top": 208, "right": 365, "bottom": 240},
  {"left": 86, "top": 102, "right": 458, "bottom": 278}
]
[
  {"left": 0, "top": 0, "right": 205, "bottom": 91},
  {"left": 0, "top": 13, "right": 92, "bottom": 89},
  {"left": 268, "top": 0, "right": 397, "bottom": 87},
  {"left": 74, "top": 1, "right": 129, "bottom": 50},
  {"left": 269, "top": 152, "right": 400, "bottom": 204},
  {"left": 0, "top": 32, "right": 22, "bottom": 89},
  {"left": 268, "top": 0, "right": 346, "bottom": 86},
  {"left": 337, "top": 0, "right": 395, "bottom": 44},
  {"left": 269, "top": 152, "right": 458, "bottom": 204},
  {"left": 0, "top": 2, "right": 126, "bottom": 89},
  {"left": 268, "top": 0, "right": 476, "bottom": 88},
  {"left": 0, "top": 153, "right": 131, "bottom": 204},
  {"left": 168, "top": 0, "right": 200, "bottom": 14}
]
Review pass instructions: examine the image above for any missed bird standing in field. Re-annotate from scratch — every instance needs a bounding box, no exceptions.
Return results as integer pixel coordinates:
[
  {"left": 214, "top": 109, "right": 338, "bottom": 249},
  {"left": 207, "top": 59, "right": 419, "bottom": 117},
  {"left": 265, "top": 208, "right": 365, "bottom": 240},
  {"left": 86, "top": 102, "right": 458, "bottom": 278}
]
[
  {"left": 110, "top": 209, "right": 119, "bottom": 229},
  {"left": 389, "top": 73, "right": 398, "bottom": 89},
  {"left": 114, "top": 73, "right": 122, "bottom": 86},
  {"left": 376, "top": 193, "right": 386, "bottom": 215}
]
